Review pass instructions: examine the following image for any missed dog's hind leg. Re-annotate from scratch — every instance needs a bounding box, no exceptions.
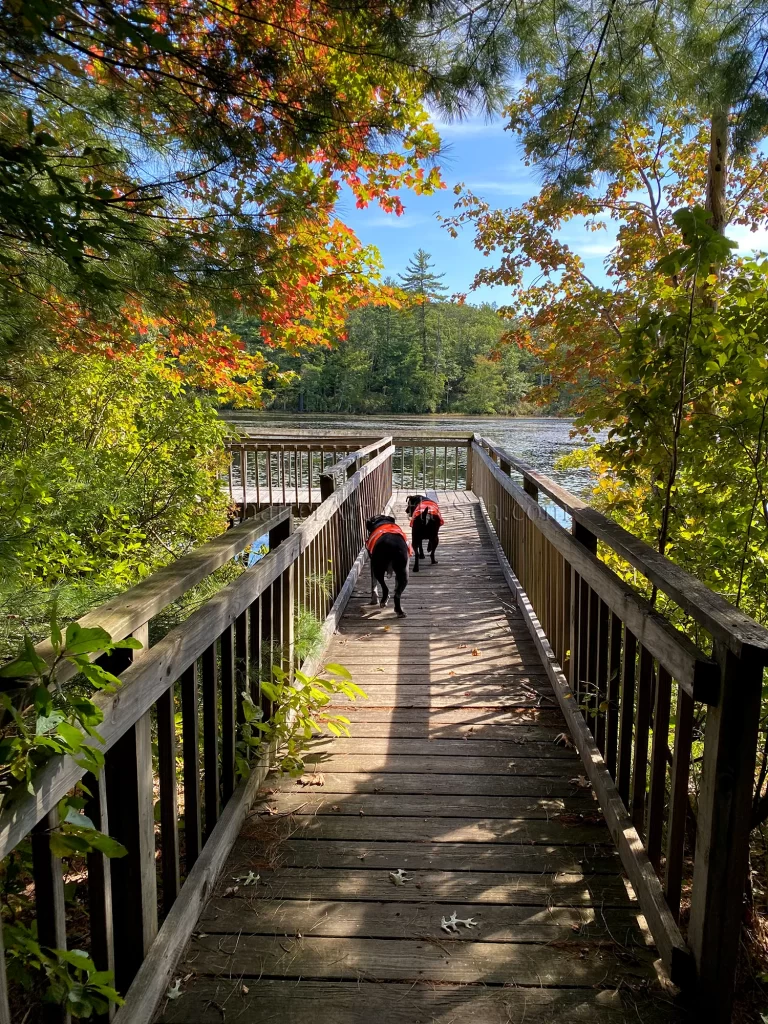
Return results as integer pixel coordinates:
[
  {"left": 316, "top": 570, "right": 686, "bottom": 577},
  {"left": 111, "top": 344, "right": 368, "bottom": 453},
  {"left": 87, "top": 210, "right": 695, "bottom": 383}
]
[
  {"left": 413, "top": 541, "right": 420, "bottom": 573},
  {"left": 428, "top": 533, "right": 439, "bottom": 564},
  {"left": 393, "top": 569, "right": 408, "bottom": 617},
  {"left": 378, "top": 573, "right": 390, "bottom": 607},
  {"left": 370, "top": 561, "right": 378, "bottom": 605}
]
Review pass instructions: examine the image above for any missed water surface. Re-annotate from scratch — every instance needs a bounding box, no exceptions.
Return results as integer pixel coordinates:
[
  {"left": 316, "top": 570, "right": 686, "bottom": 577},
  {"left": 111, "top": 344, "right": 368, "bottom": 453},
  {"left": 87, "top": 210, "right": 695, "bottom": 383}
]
[{"left": 225, "top": 413, "right": 601, "bottom": 496}]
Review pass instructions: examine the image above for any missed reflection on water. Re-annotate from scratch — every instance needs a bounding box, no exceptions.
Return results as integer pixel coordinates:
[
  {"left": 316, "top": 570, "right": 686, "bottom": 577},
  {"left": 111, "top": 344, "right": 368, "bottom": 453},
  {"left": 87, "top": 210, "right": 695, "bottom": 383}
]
[{"left": 225, "top": 412, "right": 603, "bottom": 497}]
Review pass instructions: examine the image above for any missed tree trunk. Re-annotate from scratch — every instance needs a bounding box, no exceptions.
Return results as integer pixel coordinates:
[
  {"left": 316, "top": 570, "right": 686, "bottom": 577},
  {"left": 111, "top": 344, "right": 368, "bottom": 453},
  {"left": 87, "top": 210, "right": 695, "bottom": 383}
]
[{"left": 706, "top": 108, "right": 729, "bottom": 235}]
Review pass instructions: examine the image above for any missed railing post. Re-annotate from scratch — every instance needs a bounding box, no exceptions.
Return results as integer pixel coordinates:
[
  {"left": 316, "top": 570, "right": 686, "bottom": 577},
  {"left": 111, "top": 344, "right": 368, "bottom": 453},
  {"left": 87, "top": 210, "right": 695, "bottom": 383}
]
[
  {"left": 320, "top": 472, "right": 334, "bottom": 501},
  {"left": 688, "top": 644, "right": 763, "bottom": 1021},
  {"left": 103, "top": 622, "right": 158, "bottom": 993},
  {"left": 466, "top": 441, "right": 474, "bottom": 492}
]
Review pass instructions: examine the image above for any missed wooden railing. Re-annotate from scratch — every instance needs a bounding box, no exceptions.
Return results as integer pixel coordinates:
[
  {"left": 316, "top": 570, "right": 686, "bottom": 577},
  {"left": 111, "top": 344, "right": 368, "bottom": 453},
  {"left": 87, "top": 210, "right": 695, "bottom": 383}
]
[
  {"left": 226, "top": 433, "right": 471, "bottom": 509},
  {"left": 0, "top": 441, "right": 393, "bottom": 1024},
  {"left": 469, "top": 433, "right": 768, "bottom": 1022}
]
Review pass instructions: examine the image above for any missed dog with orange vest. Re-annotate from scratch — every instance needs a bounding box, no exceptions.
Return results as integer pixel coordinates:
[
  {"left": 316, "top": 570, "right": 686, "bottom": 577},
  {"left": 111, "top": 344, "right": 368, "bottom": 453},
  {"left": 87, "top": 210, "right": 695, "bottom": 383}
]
[
  {"left": 365, "top": 515, "right": 410, "bottom": 617},
  {"left": 406, "top": 494, "right": 444, "bottom": 573}
]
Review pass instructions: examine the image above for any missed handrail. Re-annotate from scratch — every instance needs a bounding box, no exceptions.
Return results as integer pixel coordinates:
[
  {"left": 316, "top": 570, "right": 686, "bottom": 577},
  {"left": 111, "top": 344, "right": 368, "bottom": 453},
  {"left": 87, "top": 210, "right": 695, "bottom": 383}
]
[
  {"left": 0, "top": 438, "right": 395, "bottom": 1024},
  {"left": 469, "top": 434, "right": 767, "bottom": 1022},
  {"left": 0, "top": 533, "right": 300, "bottom": 861},
  {"left": 32, "top": 506, "right": 290, "bottom": 685},
  {"left": 475, "top": 446, "right": 717, "bottom": 701},
  {"left": 319, "top": 436, "right": 392, "bottom": 498},
  {"left": 474, "top": 434, "right": 768, "bottom": 661}
]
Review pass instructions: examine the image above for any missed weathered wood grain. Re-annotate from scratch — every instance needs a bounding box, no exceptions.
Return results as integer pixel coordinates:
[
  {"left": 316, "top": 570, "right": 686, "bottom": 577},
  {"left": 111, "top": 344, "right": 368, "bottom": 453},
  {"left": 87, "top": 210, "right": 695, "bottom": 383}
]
[
  {"left": 184, "top": 933, "right": 649, "bottom": 986},
  {"left": 156, "top": 979, "right": 686, "bottom": 1024},
  {"left": 197, "top": 897, "right": 644, "bottom": 944},
  {"left": 244, "top": 813, "right": 612, "bottom": 846},
  {"left": 229, "top": 837, "right": 621, "bottom": 874}
]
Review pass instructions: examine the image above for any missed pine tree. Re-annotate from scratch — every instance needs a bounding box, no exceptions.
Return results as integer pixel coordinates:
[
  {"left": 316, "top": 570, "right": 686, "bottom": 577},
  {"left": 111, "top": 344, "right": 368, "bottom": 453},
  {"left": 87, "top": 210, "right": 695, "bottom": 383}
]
[{"left": 398, "top": 250, "right": 449, "bottom": 366}]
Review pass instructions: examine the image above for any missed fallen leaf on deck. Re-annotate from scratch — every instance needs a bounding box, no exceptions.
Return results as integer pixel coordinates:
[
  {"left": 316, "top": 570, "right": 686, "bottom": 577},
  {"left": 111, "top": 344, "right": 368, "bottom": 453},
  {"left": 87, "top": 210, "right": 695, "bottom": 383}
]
[
  {"left": 470, "top": 648, "right": 481, "bottom": 656},
  {"left": 569, "top": 776, "right": 592, "bottom": 789},
  {"left": 297, "top": 772, "right": 325, "bottom": 787},
  {"left": 389, "top": 868, "right": 413, "bottom": 886}
]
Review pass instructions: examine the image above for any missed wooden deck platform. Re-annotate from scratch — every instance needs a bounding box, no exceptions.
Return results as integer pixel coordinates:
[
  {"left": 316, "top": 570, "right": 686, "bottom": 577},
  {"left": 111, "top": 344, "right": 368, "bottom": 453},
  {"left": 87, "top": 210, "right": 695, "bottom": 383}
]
[{"left": 158, "top": 491, "right": 682, "bottom": 1024}]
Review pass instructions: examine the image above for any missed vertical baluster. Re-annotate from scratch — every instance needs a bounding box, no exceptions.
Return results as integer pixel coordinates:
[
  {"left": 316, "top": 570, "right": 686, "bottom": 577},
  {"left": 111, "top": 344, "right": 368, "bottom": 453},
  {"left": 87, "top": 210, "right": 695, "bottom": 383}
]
[
  {"left": 235, "top": 605, "right": 250, "bottom": 713},
  {"left": 32, "top": 811, "right": 67, "bottom": 1021},
  {"left": 255, "top": 448, "right": 261, "bottom": 508},
  {"left": 155, "top": 686, "right": 180, "bottom": 915},
  {"left": 181, "top": 662, "right": 202, "bottom": 872},
  {"left": 605, "top": 612, "right": 622, "bottom": 778},
  {"left": 594, "top": 600, "right": 610, "bottom": 753},
  {"left": 266, "top": 449, "right": 273, "bottom": 504},
  {"left": 85, "top": 770, "right": 115, "bottom": 1013},
  {"left": 630, "top": 645, "right": 654, "bottom": 835},
  {"left": 240, "top": 448, "right": 247, "bottom": 518},
  {"left": 308, "top": 450, "right": 313, "bottom": 505},
  {"left": 220, "top": 623, "right": 236, "bottom": 802},
  {"left": 616, "top": 626, "right": 637, "bottom": 805},
  {"left": 665, "top": 686, "right": 694, "bottom": 919},
  {"left": 647, "top": 665, "right": 672, "bottom": 871},
  {"left": 281, "top": 446, "right": 287, "bottom": 504},
  {"left": 201, "top": 641, "right": 220, "bottom": 839},
  {"left": 294, "top": 449, "right": 300, "bottom": 506},
  {"left": 102, "top": 623, "right": 156, "bottom": 992}
]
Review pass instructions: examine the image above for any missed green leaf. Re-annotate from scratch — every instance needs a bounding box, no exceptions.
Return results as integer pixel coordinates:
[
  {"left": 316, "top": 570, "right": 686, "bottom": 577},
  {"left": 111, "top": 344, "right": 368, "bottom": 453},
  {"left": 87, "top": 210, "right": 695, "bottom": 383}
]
[
  {"left": 324, "top": 663, "right": 352, "bottom": 680},
  {"left": 64, "top": 807, "right": 96, "bottom": 830},
  {"left": 64, "top": 624, "right": 113, "bottom": 656},
  {"left": 56, "top": 722, "right": 85, "bottom": 750}
]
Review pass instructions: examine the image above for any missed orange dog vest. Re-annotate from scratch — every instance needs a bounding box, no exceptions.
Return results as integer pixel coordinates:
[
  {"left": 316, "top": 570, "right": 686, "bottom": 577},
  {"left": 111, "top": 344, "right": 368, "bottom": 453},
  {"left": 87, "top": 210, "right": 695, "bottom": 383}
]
[
  {"left": 409, "top": 500, "right": 444, "bottom": 526},
  {"left": 366, "top": 522, "right": 413, "bottom": 556}
]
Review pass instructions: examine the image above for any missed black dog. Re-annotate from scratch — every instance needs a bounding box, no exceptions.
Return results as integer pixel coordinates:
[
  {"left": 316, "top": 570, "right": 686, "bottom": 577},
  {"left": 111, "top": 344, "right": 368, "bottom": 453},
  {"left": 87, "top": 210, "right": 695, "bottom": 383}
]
[
  {"left": 365, "top": 515, "right": 409, "bottom": 617},
  {"left": 405, "top": 495, "right": 443, "bottom": 573}
]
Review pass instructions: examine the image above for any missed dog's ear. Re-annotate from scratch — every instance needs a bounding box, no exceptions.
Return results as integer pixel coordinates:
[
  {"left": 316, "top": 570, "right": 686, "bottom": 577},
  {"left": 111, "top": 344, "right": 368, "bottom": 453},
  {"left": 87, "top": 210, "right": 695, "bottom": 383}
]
[{"left": 365, "top": 517, "right": 376, "bottom": 534}]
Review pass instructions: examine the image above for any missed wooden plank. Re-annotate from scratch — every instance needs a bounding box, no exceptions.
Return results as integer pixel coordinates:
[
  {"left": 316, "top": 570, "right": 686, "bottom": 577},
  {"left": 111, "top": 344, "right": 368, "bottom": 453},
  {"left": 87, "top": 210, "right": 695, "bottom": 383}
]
[
  {"left": 197, "top": 897, "right": 645, "bottom": 943},
  {"left": 326, "top": 706, "right": 566, "bottom": 727},
  {"left": 155, "top": 978, "right": 682, "bottom": 1024},
  {"left": 273, "top": 772, "right": 578, "bottom": 797},
  {"left": 254, "top": 792, "right": 600, "bottom": 819},
  {"left": 303, "top": 737, "right": 575, "bottom": 757},
  {"left": 111, "top": 762, "right": 272, "bottom": 1024},
  {"left": 183, "top": 933, "right": 650, "bottom": 985},
  {"left": 254, "top": 813, "right": 612, "bottom": 845},
  {"left": 300, "top": 754, "right": 576, "bottom": 776},
  {"left": 32, "top": 507, "right": 291, "bottom": 683},
  {"left": 228, "top": 837, "right": 621, "bottom": 874},
  {"left": 477, "top": 500, "right": 693, "bottom": 982}
]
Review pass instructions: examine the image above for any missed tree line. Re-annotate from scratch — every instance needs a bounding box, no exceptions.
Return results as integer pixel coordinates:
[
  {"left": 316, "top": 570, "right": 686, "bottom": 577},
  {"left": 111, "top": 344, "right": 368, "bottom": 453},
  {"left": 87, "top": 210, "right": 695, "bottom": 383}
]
[{"left": 235, "top": 250, "right": 549, "bottom": 415}]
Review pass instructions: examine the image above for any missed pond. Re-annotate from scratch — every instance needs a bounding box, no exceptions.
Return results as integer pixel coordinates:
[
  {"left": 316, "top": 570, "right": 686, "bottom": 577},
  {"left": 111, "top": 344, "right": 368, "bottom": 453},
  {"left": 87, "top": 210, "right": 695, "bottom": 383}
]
[{"left": 224, "top": 412, "right": 603, "bottom": 498}]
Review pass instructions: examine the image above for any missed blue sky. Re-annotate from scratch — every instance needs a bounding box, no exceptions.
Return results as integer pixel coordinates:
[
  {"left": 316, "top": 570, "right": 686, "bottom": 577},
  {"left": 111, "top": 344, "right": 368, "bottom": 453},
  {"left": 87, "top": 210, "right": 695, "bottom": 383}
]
[{"left": 334, "top": 113, "right": 768, "bottom": 306}]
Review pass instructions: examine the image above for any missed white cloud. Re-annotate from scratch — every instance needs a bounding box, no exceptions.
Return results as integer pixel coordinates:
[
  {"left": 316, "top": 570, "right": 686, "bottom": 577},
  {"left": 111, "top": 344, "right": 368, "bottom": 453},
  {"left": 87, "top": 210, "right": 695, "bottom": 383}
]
[
  {"left": 578, "top": 242, "right": 615, "bottom": 256},
  {"left": 463, "top": 180, "right": 536, "bottom": 196},
  {"left": 431, "top": 116, "right": 504, "bottom": 137}
]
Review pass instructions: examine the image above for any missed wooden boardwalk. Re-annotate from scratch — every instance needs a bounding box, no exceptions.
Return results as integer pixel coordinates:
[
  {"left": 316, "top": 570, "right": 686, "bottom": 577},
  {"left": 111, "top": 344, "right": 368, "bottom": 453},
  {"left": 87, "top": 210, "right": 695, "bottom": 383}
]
[{"left": 159, "top": 492, "right": 682, "bottom": 1024}]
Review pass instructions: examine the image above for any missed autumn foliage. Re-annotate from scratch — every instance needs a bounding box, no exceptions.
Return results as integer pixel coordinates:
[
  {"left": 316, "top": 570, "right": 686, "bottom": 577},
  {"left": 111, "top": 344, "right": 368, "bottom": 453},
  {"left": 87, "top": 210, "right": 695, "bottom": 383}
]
[{"left": 1, "top": 0, "right": 454, "bottom": 401}]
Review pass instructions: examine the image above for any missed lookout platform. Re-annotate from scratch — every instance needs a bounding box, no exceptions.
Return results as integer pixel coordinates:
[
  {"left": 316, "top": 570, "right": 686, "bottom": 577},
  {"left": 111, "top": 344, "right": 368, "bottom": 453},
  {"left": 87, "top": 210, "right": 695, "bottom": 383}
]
[{"left": 157, "top": 491, "right": 679, "bottom": 1024}]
